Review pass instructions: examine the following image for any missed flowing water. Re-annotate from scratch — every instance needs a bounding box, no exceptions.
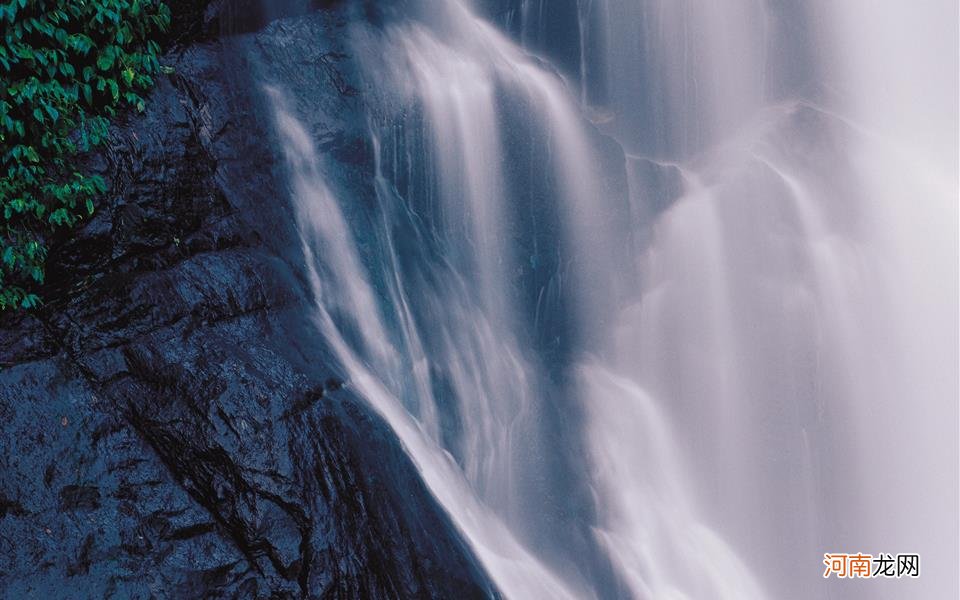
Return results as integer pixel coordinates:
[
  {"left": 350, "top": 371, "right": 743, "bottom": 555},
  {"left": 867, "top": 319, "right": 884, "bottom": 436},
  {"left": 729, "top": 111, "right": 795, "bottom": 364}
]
[{"left": 264, "top": 0, "right": 957, "bottom": 597}]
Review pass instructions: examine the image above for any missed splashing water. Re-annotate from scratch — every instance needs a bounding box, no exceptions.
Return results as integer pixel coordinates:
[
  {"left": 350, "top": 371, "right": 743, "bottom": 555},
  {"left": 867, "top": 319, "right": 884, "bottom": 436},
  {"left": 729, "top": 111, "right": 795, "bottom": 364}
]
[
  {"left": 264, "top": 0, "right": 957, "bottom": 597},
  {"left": 266, "top": 84, "right": 583, "bottom": 599}
]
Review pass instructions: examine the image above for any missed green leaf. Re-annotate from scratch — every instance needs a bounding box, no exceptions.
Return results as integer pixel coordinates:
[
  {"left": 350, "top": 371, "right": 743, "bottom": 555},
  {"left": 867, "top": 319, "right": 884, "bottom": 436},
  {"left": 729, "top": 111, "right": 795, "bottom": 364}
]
[
  {"left": 96, "top": 49, "right": 115, "bottom": 71},
  {"left": 20, "top": 294, "right": 40, "bottom": 309},
  {"left": 2, "top": 0, "right": 170, "bottom": 311}
]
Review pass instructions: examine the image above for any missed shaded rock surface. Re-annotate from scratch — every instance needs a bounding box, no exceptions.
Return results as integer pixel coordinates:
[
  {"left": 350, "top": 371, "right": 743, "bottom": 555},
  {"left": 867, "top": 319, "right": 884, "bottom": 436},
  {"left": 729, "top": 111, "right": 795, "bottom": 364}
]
[{"left": 0, "top": 5, "right": 496, "bottom": 599}]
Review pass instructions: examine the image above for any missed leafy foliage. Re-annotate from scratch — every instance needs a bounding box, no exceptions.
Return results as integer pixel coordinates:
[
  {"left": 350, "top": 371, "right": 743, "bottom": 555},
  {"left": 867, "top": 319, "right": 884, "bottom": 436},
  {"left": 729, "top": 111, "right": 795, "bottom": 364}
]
[{"left": 0, "top": 0, "right": 170, "bottom": 310}]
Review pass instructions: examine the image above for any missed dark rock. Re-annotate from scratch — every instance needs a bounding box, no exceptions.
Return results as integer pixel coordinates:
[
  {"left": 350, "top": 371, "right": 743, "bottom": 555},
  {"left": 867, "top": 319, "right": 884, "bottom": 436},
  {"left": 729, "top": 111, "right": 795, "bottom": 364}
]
[
  {"left": 625, "top": 156, "right": 687, "bottom": 220},
  {"left": 0, "top": 6, "right": 496, "bottom": 599},
  {"left": 58, "top": 485, "right": 101, "bottom": 512}
]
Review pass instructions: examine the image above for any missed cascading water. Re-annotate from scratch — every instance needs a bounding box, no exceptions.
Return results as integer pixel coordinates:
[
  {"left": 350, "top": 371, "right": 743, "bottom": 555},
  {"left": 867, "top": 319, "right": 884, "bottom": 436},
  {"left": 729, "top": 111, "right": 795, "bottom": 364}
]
[
  {"left": 262, "top": 0, "right": 957, "bottom": 598},
  {"left": 553, "top": 1, "right": 958, "bottom": 598}
]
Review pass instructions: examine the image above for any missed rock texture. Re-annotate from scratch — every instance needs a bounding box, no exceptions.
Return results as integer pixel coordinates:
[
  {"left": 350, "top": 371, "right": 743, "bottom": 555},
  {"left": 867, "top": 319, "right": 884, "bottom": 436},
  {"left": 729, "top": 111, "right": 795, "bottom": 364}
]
[{"left": 0, "top": 5, "right": 496, "bottom": 599}]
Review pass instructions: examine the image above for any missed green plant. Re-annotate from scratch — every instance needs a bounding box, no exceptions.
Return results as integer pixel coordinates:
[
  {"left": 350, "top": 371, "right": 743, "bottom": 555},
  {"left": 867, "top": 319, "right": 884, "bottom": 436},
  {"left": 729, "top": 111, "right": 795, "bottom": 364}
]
[{"left": 0, "top": 0, "right": 170, "bottom": 310}]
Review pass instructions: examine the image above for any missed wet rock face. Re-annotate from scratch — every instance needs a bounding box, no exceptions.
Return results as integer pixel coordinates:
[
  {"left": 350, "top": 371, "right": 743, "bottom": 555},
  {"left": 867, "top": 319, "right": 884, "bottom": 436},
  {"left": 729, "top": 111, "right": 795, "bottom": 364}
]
[{"left": 0, "top": 7, "right": 495, "bottom": 599}]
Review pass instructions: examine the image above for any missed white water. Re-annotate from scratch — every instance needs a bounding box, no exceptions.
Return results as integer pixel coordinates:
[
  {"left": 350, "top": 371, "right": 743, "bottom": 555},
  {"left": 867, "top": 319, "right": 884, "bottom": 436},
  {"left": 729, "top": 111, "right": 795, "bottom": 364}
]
[
  {"left": 575, "top": 1, "right": 958, "bottom": 597},
  {"left": 267, "top": 85, "right": 581, "bottom": 598},
  {"left": 265, "top": 0, "right": 958, "bottom": 597}
]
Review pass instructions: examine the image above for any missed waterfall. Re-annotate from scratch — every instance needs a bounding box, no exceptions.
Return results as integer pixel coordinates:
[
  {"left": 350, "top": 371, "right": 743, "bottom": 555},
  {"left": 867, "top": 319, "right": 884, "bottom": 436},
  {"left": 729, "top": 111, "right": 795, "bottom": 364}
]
[
  {"left": 575, "top": 1, "right": 958, "bottom": 598},
  {"left": 266, "top": 85, "right": 582, "bottom": 599},
  {"left": 263, "top": 0, "right": 957, "bottom": 598}
]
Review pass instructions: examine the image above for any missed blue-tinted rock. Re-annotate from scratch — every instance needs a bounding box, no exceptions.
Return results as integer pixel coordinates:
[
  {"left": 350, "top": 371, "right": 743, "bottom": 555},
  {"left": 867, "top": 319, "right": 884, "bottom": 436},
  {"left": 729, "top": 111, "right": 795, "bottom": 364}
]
[{"left": 0, "top": 5, "right": 497, "bottom": 599}]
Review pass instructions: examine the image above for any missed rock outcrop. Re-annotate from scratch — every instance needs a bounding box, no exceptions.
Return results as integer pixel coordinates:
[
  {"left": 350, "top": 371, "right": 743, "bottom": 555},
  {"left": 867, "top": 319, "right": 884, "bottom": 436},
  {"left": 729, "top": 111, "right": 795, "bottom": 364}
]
[{"left": 0, "top": 5, "right": 496, "bottom": 598}]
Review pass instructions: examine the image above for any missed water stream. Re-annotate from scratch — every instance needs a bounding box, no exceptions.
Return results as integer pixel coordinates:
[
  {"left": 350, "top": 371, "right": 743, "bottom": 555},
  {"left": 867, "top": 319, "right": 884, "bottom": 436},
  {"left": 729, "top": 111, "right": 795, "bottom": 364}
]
[{"left": 265, "top": 0, "right": 957, "bottom": 597}]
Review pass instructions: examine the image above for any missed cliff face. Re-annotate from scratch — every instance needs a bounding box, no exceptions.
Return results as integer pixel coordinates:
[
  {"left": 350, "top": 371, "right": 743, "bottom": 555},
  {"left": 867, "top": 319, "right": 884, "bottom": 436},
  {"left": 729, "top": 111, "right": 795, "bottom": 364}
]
[{"left": 0, "top": 6, "right": 495, "bottom": 599}]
